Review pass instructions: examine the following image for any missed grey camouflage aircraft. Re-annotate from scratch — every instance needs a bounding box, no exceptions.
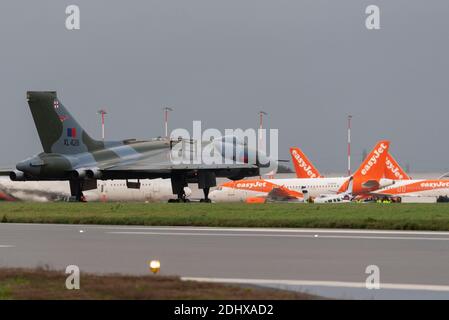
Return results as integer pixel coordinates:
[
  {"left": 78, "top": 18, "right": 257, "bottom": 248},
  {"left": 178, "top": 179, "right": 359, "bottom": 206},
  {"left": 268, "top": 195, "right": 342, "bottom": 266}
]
[{"left": 0, "top": 91, "right": 271, "bottom": 202}]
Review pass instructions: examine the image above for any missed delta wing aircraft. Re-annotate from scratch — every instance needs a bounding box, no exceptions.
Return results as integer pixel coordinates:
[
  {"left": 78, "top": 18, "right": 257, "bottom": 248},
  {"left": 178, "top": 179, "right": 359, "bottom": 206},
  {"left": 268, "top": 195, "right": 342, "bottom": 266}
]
[{"left": 0, "top": 91, "right": 269, "bottom": 202}]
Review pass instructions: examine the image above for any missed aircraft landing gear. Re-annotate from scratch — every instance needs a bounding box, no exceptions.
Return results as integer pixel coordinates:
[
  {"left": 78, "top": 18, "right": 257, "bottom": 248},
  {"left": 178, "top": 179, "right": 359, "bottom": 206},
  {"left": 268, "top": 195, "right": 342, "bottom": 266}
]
[
  {"left": 170, "top": 174, "right": 190, "bottom": 203},
  {"left": 168, "top": 189, "right": 190, "bottom": 203},
  {"left": 170, "top": 172, "right": 215, "bottom": 203},
  {"left": 69, "top": 179, "right": 86, "bottom": 202},
  {"left": 198, "top": 172, "right": 215, "bottom": 203},
  {"left": 200, "top": 187, "right": 212, "bottom": 203}
]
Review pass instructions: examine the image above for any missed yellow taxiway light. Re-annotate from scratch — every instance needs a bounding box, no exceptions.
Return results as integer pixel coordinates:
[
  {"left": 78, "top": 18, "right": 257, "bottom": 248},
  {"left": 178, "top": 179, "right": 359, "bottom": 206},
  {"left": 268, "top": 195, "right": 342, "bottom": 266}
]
[{"left": 148, "top": 260, "right": 161, "bottom": 274}]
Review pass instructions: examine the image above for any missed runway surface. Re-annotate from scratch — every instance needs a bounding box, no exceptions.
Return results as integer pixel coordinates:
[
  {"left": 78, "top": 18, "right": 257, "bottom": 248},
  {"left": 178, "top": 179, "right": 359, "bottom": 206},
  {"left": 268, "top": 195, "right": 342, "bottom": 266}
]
[{"left": 1, "top": 223, "right": 449, "bottom": 299}]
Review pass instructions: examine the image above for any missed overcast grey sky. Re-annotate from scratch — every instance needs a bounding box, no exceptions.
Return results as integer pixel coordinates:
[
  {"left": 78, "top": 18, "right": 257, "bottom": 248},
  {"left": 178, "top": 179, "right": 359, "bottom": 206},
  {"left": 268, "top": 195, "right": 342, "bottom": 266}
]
[{"left": 0, "top": 1, "right": 448, "bottom": 172}]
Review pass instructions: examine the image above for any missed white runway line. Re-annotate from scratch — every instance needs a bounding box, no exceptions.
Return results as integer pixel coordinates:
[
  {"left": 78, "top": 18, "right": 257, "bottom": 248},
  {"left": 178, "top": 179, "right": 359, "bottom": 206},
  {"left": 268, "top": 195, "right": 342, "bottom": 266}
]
[
  {"left": 108, "top": 231, "right": 315, "bottom": 238},
  {"left": 99, "top": 226, "right": 449, "bottom": 236},
  {"left": 182, "top": 277, "right": 449, "bottom": 293},
  {"left": 7, "top": 223, "right": 449, "bottom": 236},
  {"left": 0, "top": 245, "right": 14, "bottom": 248},
  {"left": 106, "top": 231, "right": 449, "bottom": 241}
]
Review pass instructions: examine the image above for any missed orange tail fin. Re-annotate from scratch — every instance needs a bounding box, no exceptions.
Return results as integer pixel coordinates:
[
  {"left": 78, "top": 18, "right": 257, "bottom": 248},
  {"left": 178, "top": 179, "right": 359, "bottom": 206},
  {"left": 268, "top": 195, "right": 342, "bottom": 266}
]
[
  {"left": 348, "top": 140, "right": 390, "bottom": 194},
  {"left": 353, "top": 140, "right": 390, "bottom": 180},
  {"left": 384, "top": 152, "right": 410, "bottom": 180},
  {"left": 290, "top": 147, "right": 322, "bottom": 178}
]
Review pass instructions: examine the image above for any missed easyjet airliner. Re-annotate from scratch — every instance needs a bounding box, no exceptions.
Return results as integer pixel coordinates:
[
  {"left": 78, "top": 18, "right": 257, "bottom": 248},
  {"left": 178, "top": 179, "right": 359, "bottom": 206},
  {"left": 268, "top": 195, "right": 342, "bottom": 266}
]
[
  {"left": 289, "top": 147, "right": 449, "bottom": 200},
  {"left": 209, "top": 141, "right": 393, "bottom": 203},
  {"left": 290, "top": 147, "right": 410, "bottom": 181},
  {"left": 372, "top": 179, "right": 449, "bottom": 198},
  {"left": 0, "top": 178, "right": 191, "bottom": 202}
]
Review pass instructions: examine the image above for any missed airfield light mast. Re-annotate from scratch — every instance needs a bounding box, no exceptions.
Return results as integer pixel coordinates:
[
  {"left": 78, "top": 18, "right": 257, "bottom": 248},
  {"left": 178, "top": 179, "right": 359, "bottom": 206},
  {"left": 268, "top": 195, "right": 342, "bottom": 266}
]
[
  {"left": 259, "top": 111, "right": 268, "bottom": 178},
  {"left": 259, "top": 111, "right": 268, "bottom": 149},
  {"left": 163, "top": 107, "right": 173, "bottom": 139},
  {"left": 347, "top": 115, "right": 352, "bottom": 176},
  {"left": 97, "top": 109, "right": 107, "bottom": 141}
]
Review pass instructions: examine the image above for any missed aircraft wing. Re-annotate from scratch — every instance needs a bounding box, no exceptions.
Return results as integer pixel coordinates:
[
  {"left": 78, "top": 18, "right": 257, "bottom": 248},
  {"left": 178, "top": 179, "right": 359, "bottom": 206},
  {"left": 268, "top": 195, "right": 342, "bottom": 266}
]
[
  {"left": 362, "top": 180, "right": 380, "bottom": 189},
  {"left": 266, "top": 186, "right": 303, "bottom": 201},
  {"left": 0, "top": 169, "right": 13, "bottom": 176},
  {"left": 100, "top": 162, "right": 259, "bottom": 179},
  {"left": 105, "top": 162, "right": 257, "bottom": 171}
]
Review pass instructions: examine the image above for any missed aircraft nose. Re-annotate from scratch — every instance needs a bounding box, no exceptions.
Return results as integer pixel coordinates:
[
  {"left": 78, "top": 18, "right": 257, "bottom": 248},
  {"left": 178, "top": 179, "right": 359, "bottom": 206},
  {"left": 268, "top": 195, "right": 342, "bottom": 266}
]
[
  {"left": 16, "top": 160, "right": 28, "bottom": 172},
  {"left": 82, "top": 191, "right": 100, "bottom": 202},
  {"left": 16, "top": 156, "right": 43, "bottom": 176},
  {"left": 208, "top": 190, "right": 218, "bottom": 202}
]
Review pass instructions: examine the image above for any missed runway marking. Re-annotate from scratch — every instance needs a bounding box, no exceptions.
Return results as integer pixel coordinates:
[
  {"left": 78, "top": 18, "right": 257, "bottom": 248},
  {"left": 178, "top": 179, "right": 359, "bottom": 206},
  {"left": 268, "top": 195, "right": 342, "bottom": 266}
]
[
  {"left": 5, "top": 223, "right": 449, "bottom": 237},
  {"left": 7, "top": 223, "right": 449, "bottom": 236},
  {"left": 182, "top": 277, "right": 449, "bottom": 292},
  {"left": 0, "top": 245, "right": 14, "bottom": 248},
  {"left": 100, "top": 226, "right": 449, "bottom": 236},
  {"left": 106, "top": 231, "right": 449, "bottom": 241}
]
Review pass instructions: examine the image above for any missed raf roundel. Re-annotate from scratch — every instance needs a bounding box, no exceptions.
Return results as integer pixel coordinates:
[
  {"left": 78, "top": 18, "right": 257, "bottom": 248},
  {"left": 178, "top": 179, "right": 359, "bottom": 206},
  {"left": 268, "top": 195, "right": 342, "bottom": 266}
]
[{"left": 67, "top": 128, "right": 77, "bottom": 138}]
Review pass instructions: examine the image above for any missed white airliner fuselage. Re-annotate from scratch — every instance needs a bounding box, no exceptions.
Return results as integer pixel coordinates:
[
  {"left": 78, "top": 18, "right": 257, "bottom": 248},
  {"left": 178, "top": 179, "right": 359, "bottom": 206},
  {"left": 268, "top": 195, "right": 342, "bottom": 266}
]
[
  {"left": 209, "top": 177, "right": 395, "bottom": 203},
  {"left": 373, "top": 179, "right": 449, "bottom": 198},
  {"left": 0, "top": 178, "right": 191, "bottom": 202},
  {"left": 209, "top": 177, "right": 347, "bottom": 202}
]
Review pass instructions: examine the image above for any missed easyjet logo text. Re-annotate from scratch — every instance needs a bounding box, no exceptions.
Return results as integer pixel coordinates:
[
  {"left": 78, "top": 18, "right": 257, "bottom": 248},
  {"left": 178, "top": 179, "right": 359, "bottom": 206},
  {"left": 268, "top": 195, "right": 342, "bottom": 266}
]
[
  {"left": 361, "top": 143, "right": 387, "bottom": 176},
  {"left": 420, "top": 181, "right": 449, "bottom": 189},
  {"left": 235, "top": 181, "right": 268, "bottom": 190},
  {"left": 291, "top": 150, "right": 317, "bottom": 178},
  {"left": 385, "top": 158, "right": 404, "bottom": 180}
]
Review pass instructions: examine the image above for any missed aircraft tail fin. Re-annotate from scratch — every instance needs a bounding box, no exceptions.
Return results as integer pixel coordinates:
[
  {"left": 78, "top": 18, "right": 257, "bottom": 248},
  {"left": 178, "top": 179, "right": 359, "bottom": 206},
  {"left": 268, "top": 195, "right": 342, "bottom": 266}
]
[
  {"left": 289, "top": 147, "right": 322, "bottom": 178},
  {"left": 353, "top": 140, "right": 390, "bottom": 181},
  {"left": 337, "top": 141, "right": 389, "bottom": 195},
  {"left": 26, "top": 91, "right": 103, "bottom": 154},
  {"left": 385, "top": 152, "right": 410, "bottom": 180}
]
